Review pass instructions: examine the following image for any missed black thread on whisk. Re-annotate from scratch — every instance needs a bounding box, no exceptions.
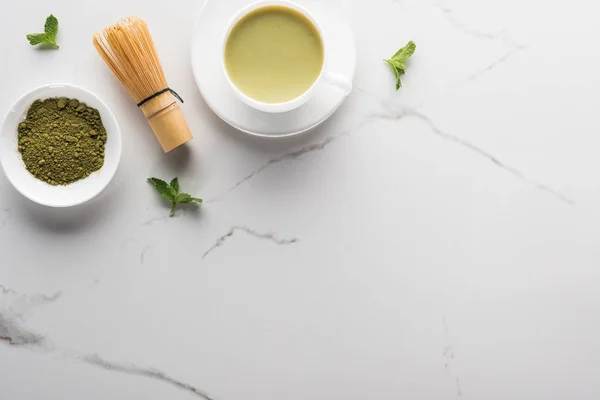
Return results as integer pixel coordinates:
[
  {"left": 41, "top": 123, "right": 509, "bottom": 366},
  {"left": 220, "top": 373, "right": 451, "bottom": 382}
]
[{"left": 136, "top": 88, "right": 184, "bottom": 107}]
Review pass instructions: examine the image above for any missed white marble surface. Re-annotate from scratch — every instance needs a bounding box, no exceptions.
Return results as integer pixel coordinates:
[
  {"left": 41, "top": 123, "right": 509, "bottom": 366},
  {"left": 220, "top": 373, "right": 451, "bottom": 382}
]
[{"left": 1, "top": 0, "right": 600, "bottom": 399}]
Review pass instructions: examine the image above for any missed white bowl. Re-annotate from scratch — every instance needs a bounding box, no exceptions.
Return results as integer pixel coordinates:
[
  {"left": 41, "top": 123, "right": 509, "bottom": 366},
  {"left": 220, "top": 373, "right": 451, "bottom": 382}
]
[{"left": 0, "top": 84, "right": 122, "bottom": 207}]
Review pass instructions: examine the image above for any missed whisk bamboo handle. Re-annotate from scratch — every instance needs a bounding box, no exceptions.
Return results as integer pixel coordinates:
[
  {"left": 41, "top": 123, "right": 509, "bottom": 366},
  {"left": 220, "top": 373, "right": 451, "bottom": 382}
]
[{"left": 139, "top": 92, "right": 192, "bottom": 152}]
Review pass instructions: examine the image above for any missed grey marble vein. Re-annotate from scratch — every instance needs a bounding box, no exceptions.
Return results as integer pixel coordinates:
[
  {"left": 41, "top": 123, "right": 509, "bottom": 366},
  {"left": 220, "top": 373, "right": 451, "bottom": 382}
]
[
  {"left": 0, "top": 314, "right": 44, "bottom": 347},
  {"left": 453, "top": 377, "right": 462, "bottom": 398},
  {"left": 0, "top": 286, "right": 61, "bottom": 347},
  {"left": 202, "top": 225, "right": 299, "bottom": 259},
  {"left": 30, "top": 291, "right": 62, "bottom": 304},
  {"left": 142, "top": 215, "right": 173, "bottom": 226},
  {"left": 372, "top": 107, "right": 574, "bottom": 205},
  {"left": 0, "top": 288, "right": 219, "bottom": 398},
  {"left": 435, "top": 3, "right": 506, "bottom": 42},
  {"left": 0, "top": 285, "right": 62, "bottom": 310},
  {"left": 0, "top": 284, "right": 16, "bottom": 295},
  {"left": 467, "top": 45, "right": 525, "bottom": 81},
  {"left": 140, "top": 246, "right": 152, "bottom": 265},
  {"left": 207, "top": 117, "right": 383, "bottom": 203},
  {"left": 206, "top": 137, "right": 338, "bottom": 203},
  {"left": 15, "top": 291, "right": 62, "bottom": 312},
  {"left": 435, "top": 2, "right": 526, "bottom": 80},
  {"left": 443, "top": 318, "right": 462, "bottom": 397},
  {"left": 83, "top": 354, "right": 217, "bottom": 400}
]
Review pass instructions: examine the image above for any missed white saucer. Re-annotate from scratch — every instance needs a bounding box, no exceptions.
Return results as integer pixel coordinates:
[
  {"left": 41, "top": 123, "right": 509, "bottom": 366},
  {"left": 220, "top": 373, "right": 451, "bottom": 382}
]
[{"left": 190, "top": 0, "right": 357, "bottom": 137}]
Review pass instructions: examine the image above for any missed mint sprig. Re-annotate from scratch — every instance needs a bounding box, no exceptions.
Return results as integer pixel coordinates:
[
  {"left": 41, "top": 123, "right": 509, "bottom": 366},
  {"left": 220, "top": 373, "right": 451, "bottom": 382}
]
[
  {"left": 27, "top": 14, "right": 59, "bottom": 49},
  {"left": 384, "top": 40, "right": 416, "bottom": 90},
  {"left": 148, "top": 177, "right": 203, "bottom": 217}
]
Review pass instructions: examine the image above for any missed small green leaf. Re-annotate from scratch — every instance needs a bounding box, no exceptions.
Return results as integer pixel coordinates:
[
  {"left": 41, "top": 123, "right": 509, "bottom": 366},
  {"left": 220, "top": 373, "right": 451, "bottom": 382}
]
[
  {"left": 384, "top": 60, "right": 402, "bottom": 91},
  {"left": 26, "top": 34, "right": 48, "bottom": 46},
  {"left": 175, "top": 193, "right": 203, "bottom": 204},
  {"left": 45, "top": 38, "right": 58, "bottom": 49},
  {"left": 176, "top": 193, "right": 193, "bottom": 204},
  {"left": 390, "top": 59, "right": 406, "bottom": 71},
  {"left": 384, "top": 40, "right": 416, "bottom": 90},
  {"left": 148, "top": 178, "right": 175, "bottom": 202},
  {"left": 392, "top": 40, "right": 416, "bottom": 60},
  {"left": 26, "top": 15, "right": 59, "bottom": 49},
  {"left": 166, "top": 185, "right": 178, "bottom": 200},
  {"left": 149, "top": 177, "right": 203, "bottom": 217},
  {"left": 44, "top": 15, "right": 59, "bottom": 39},
  {"left": 170, "top": 177, "right": 179, "bottom": 194}
]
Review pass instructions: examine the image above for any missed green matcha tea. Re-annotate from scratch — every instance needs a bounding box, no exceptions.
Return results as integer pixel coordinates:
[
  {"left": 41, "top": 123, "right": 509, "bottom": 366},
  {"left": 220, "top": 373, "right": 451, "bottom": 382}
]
[
  {"left": 224, "top": 5, "right": 325, "bottom": 104},
  {"left": 18, "top": 98, "right": 107, "bottom": 186}
]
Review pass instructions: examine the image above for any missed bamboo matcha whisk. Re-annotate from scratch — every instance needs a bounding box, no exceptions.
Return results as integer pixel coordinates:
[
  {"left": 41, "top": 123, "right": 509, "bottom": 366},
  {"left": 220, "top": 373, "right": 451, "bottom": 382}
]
[{"left": 93, "top": 17, "right": 193, "bottom": 152}]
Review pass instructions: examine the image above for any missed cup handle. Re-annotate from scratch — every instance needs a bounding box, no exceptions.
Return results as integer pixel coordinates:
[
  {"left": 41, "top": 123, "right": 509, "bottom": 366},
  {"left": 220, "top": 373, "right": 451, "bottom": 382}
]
[{"left": 323, "top": 71, "right": 353, "bottom": 96}]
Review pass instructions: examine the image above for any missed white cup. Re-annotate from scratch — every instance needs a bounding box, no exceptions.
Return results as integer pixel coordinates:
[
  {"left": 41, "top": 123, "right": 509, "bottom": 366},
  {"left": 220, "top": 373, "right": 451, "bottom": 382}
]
[{"left": 222, "top": 0, "right": 353, "bottom": 113}]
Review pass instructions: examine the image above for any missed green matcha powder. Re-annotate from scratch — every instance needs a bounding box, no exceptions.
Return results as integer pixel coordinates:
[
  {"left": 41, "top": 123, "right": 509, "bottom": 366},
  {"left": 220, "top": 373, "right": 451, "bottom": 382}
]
[{"left": 18, "top": 97, "right": 107, "bottom": 186}]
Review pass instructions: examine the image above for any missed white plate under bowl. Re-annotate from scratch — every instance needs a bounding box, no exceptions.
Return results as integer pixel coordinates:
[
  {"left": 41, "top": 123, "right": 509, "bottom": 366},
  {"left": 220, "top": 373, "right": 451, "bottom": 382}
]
[
  {"left": 191, "top": 0, "right": 357, "bottom": 137},
  {"left": 0, "top": 84, "right": 122, "bottom": 207}
]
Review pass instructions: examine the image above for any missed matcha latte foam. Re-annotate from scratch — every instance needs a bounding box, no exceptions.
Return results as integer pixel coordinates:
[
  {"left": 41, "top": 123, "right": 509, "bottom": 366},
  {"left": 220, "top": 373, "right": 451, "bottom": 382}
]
[
  {"left": 224, "top": 5, "right": 325, "bottom": 104},
  {"left": 17, "top": 98, "right": 107, "bottom": 186}
]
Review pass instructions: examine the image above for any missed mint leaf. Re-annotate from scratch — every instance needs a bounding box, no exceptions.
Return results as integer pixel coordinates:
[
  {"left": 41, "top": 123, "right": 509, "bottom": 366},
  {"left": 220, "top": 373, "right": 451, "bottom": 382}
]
[
  {"left": 385, "top": 60, "right": 402, "bottom": 90},
  {"left": 170, "top": 177, "right": 179, "bottom": 194},
  {"left": 148, "top": 178, "right": 174, "bottom": 202},
  {"left": 176, "top": 193, "right": 204, "bottom": 204},
  {"left": 393, "top": 40, "right": 416, "bottom": 60},
  {"left": 389, "top": 59, "right": 406, "bottom": 71},
  {"left": 175, "top": 193, "right": 192, "bottom": 203},
  {"left": 384, "top": 40, "right": 416, "bottom": 91},
  {"left": 148, "top": 177, "right": 203, "bottom": 217},
  {"left": 166, "top": 185, "right": 178, "bottom": 200},
  {"left": 44, "top": 15, "right": 58, "bottom": 39},
  {"left": 26, "top": 34, "right": 48, "bottom": 46},
  {"left": 27, "top": 15, "right": 59, "bottom": 49}
]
